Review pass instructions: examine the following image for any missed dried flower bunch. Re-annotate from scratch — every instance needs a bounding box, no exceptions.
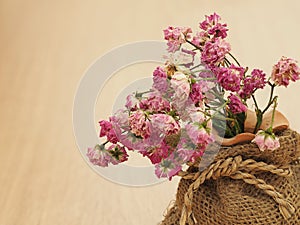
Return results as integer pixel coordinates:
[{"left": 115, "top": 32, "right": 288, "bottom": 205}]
[{"left": 87, "top": 13, "right": 300, "bottom": 180}]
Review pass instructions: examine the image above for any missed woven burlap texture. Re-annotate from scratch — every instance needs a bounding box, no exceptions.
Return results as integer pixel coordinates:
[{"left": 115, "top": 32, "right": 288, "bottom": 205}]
[{"left": 160, "top": 129, "right": 300, "bottom": 225}]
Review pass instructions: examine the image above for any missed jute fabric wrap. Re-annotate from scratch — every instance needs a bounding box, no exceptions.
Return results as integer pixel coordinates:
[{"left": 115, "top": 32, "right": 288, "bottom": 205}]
[{"left": 160, "top": 129, "right": 300, "bottom": 225}]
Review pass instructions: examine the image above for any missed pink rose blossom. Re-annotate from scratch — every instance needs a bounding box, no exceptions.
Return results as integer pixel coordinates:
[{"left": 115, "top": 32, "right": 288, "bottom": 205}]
[
  {"left": 170, "top": 72, "right": 191, "bottom": 109},
  {"left": 228, "top": 94, "right": 247, "bottom": 114},
  {"left": 216, "top": 65, "right": 245, "bottom": 92},
  {"left": 142, "top": 140, "right": 170, "bottom": 164},
  {"left": 207, "top": 23, "right": 228, "bottom": 39},
  {"left": 175, "top": 138, "right": 197, "bottom": 163},
  {"left": 201, "top": 38, "right": 231, "bottom": 67},
  {"left": 109, "top": 109, "right": 130, "bottom": 141},
  {"left": 185, "top": 123, "right": 213, "bottom": 152},
  {"left": 128, "top": 110, "right": 151, "bottom": 139},
  {"left": 192, "top": 31, "right": 209, "bottom": 47},
  {"left": 200, "top": 13, "right": 221, "bottom": 30},
  {"left": 150, "top": 114, "right": 180, "bottom": 136},
  {"left": 239, "top": 69, "right": 267, "bottom": 99},
  {"left": 87, "top": 145, "right": 112, "bottom": 167},
  {"left": 99, "top": 120, "right": 118, "bottom": 143},
  {"left": 199, "top": 13, "right": 228, "bottom": 39},
  {"left": 252, "top": 130, "right": 280, "bottom": 151},
  {"left": 163, "top": 26, "right": 192, "bottom": 52},
  {"left": 152, "top": 66, "right": 168, "bottom": 92},
  {"left": 176, "top": 148, "right": 194, "bottom": 163},
  {"left": 271, "top": 56, "right": 300, "bottom": 87},
  {"left": 139, "top": 95, "right": 171, "bottom": 113},
  {"left": 188, "top": 109, "right": 205, "bottom": 123},
  {"left": 190, "top": 83, "right": 204, "bottom": 105}
]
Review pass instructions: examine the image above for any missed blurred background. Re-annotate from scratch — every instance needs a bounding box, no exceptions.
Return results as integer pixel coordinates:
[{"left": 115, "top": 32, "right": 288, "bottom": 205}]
[{"left": 1, "top": 0, "right": 300, "bottom": 224}]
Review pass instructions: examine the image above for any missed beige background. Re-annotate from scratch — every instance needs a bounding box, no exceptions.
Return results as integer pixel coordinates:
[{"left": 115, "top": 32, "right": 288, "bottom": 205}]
[{"left": 1, "top": 0, "right": 300, "bottom": 224}]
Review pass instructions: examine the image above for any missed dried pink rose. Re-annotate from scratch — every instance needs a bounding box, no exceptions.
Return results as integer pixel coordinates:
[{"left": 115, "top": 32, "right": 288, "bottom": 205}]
[
  {"left": 200, "top": 13, "right": 221, "bottom": 30},
  {"left": 216, "top": 65, "right": 245, "bottom": 92},
  {"left": 228, "top": 94, "right": 247, "bottom": 114},
  {"left": 150, "top": 114, "right": 180, "bottom": 136},
  {"left": 152, "top": 66, "right": 168, "bottom": 93},
  {"left": 190, "top": 83, "right": 204, "bottom": 105},
  {"left": 271, "top": 56, "right": 300, "bottom": 87},
  {"left": 163, "top": 26, "right": 192, "bottom": 52},
  {"left": 139, "top": 95, "right": 171, "bottom": 113},
  {"left": 199, "top": 13, "right": 228, "bottom": 39},
  {"left": 239, "top": 69, "right": 267, "bottom": 99},
  {"left": 170, "top": 72, "right": 191, "bottom": 109},
  {"left": 192, "top": 31, "right": 210, "bottom": 47},
  {"left": 99, "top": 120, "right": 118, "bottom": 143},
  {"left": 252, "top": 130, "right": 280, "bottom": 151},
  {"left": 207, "top": 22, "right": 228, "bottom": 39},
  {"left": 128, "top": 110, "right": 151, "bottom": 139},
  {"left": 201, "top": 38, "right": 231, "bottom": 67},
  {"left": 87, "top": 145, "right": 112, "bottom": 167},
  {"left": 142, "top": 140, "right": 170, "bottom": 164},
  {"left": 185, "top": 123, "right": 213, "bottom": 152}
]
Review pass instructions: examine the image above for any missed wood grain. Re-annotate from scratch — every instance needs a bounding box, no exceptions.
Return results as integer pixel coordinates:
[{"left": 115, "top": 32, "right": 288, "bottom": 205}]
[{"left": 1, "top": 1, "right": 300, "bottom": 225}]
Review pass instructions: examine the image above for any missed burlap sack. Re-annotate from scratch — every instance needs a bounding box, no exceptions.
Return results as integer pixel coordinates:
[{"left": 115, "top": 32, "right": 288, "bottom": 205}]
[{"left": 160, "top": 129, "right": 300, "bottom": 225}]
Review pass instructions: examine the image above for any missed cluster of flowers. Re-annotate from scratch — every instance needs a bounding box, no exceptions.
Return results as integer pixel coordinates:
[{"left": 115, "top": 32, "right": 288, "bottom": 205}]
[{"left": 87, "top": 13, "right": 300, "bottom": 180}]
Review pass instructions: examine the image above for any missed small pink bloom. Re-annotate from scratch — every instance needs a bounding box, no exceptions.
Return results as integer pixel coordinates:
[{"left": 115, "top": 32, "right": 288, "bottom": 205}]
[
  {"left": 87, "top": 145, "right": 112, "bottom": 167},
  {"left": 152, "top": 66, "right": 168, "bottom": 93},
  {"left": 201, "top": 38, "right": 231, "bottom": 67},
  {"left": 192, "top": 31, "right": 209, "bottom": 47},
  {"left": 150, "top": 114, "right": 180, "bottom": 136},
  {"left": 207, "top": 23, "right": 228, "bottom": 39},
  {"left": 228, "top": 94, "right": 247, "bottom": 114},
  {"left": 185, "top": 123, "right": 213, "bottom": 152},
  {"left": 216, "top": 65, "right": 245, "bottom": 92},
  {"left": 271, "top": 56, "right": 300, "bottom": 87},
  {"left": 142, "top": 140, "right": 171, "bottom": 164},
  {"left": 99, "top": 120, "right": 118, "bottom": 143},
  {"left": 128, "top": 110, "right": 151, "bottom": 139},
  {"left": 175, "top": 138, "right": 196, "bottom": 163},
  {"left": 190, "top": 83, "right": 204, "bottom": 105},
  {"left": 188, "top": 109, "right": 205, "bottom": 124},
  {"left": 200, "top": 13, "right": 221, "bottom": 30},
  {"left": 252, "top": 130, "right": 280, "bottom": 151},
  {"left": 199, "top": 13, "right": 228, "bottom": 38},
  {"left": 170, "top": 72, "right": 191, "bottom": 109},
  {"left": 163, "top": 26, "right": 192, "bottom": 52},
  {"left": 139, "top": 95, "right": 171, "bottom": 113},
  {"left": 239, "top": 69, "right": 267, "bottom": 99},
  {"left": 176, "top": 148, "right": 194, "bottom": 163}
]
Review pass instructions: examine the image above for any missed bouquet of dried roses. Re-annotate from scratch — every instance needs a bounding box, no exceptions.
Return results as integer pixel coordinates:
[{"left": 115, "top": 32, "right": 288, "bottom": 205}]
[
  {"left": 87, "top": 13, "right": 300, "bottom": 225},
  {"left": 88, "top": 13, "right": 300, "bottom": 180}
]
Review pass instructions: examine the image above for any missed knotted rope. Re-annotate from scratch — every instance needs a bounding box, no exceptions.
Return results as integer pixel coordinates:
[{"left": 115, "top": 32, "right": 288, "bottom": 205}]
[{"left": 177, "top": 155, "right": 295, "bottom": 225}]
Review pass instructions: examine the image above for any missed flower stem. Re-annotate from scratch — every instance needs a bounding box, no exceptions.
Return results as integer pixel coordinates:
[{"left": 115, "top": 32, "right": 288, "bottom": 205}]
[
  {"left": 268, "top": 97, "right": 278, "bottom": 133},
  {"left": 186, "top": 40, "right": 202, "bottom": 51},
  {"left": 262, "top": 83, "right": 275, "bottom": 114},
  {"left": 252, "top": 95, "right": 259, "bottom": 110},
  {"left": 224, "top": 57, "right": 231, "bottom": 67},
  {"left": 227, "top": 52, "right": 241, "bottom": 66}
]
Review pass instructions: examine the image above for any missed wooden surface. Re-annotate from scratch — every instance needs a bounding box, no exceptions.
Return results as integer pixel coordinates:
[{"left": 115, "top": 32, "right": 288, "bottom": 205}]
[{"left": 1, "top": 1, "right": 300, "bottom": 224}]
